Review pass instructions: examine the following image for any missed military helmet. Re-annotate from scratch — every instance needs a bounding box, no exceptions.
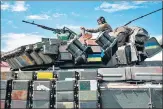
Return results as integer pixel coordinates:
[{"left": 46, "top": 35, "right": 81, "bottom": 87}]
[{"left": 97, "top": 16, "right": 106, "bottom": 24}]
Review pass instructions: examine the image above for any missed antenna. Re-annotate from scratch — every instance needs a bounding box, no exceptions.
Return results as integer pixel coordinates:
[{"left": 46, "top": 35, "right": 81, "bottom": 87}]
[{"left": 124, "top": 8, "right": 163, "bottom": 26}]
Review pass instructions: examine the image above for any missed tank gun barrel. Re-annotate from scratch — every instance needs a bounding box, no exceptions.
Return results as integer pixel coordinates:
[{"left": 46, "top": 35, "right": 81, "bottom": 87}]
[
  {"left": 22, "top": 20, "right": 64, "bottom": 33},
  {"left": 22, "top": 20, "right": 77, "bottom": 40}
]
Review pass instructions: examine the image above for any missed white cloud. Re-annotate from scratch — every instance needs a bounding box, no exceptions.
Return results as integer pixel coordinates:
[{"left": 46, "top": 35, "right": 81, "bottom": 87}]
[
  {"left": 26, "top": 14, "right": 50, "bottom": 20},
  {"left": 1, "top": 1, "right": 28, "bottom": 12},
  {"left": 71, "top": 12, "right": 80, "bottom": 17},
  {"left": 133, "top": 1, "right": 148, "bottom": 5},
  {"left": 95, "top": 2, "right": 144, "bottom": 13},
  {"left": 1, "top": 33, "right": 44, "bottom": 52},
  {"left": 11, "top": 1, "right": 28, "bottom": 12},
  {"left": 53, "top": 13, "right": 66, "bottom": 18},
  {"left": 1, "top": 3, "right": 10, "bottom": 10},
  {"left": 133, "top": 1, "right": 160, "bottom": 5}
]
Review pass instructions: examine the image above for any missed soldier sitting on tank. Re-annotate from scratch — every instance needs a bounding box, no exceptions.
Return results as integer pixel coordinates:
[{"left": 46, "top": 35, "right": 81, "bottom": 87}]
[
  {"left": 79, "top": 16, "right": 113, "bottom": 39},
  {"left": 109, "top": 26, "right": 133, "bottom": 47},
  {"left": 110, "top": 26, "right": 149, "bottom": 50}
]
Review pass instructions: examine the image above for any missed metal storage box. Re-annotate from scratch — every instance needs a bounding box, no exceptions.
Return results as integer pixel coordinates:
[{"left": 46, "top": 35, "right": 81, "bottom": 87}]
[
  {"left": 60, "top": 52, "right": 73, "bottom": 61},
  {"left": 10, "top": 58, "right": 20, "bottom": 69},
  {"left": 78, "top": 80, "right": 97, "bottom": 91},
  {"left": 30, "top": 51, "right": 44, "bottom": 65},
  {"left": 131, "top": 67, "right": 162, "bottom": 81},
  {"left": 33, "top": 81, "right": 51, "bottom": 91},
  {"left": 49, "top": 38, "right": 62, "bottom": 45},
  {"left": 11, "top": 100, "right": 27, "bottom": 109},
  {"left": 0, "top": 80, "right": 7, "bottom": 90},
  {"left": 17, "top": 55, "right": 29, "bottom": 67},
  {"left": 0, "top": 100, "right": 5, "bottom": 109},
  {"left": 36, "top": 71, "right": 54, "bottom": 80},
  {"left": 32, "top": 100, "right": 49, "bottom": 109},
  {"left": 56, "top": 102, "right": 74, "bottom": 108},
  {"left": 79, "top": 70, "right": 97, "bottom": 80},
  {"left": 33, "top": 91, "right": 50, "bottom": 100},
  {"left": 0, "top": 90, "right": 6, "bottom": 100},
  {"left": 98, "top": 68, "right": 126, "bottom": 81},
  {"left": 22, "top": 53, "right": 35, "bottom": 66},
  {"left": 79, "top": 101, "right": 97, "bottom": 108},
  {"left": 13, "top": 58, "right": 24, "bottom": 67},
  {"left": 16, "top": 71, "right": 34, "bottom": 80},
  {"left": 38, "top": 52, "right": 53, "bottom": 64},
  {"left": 9, "top": 58, "right": 18, "bottom": 69},
  {"left": 1, "top": 71, "right": 14, "bottom": 80},
  {"left": 56, "top": 81, "right": 75, "bottom": 91},
  {"left": 6, "top": 59, "right": 15, "bottom": 69},
  {"left": 56, "top": 91, "right": 74, "bottom": 102},
  {"left": 11, "top": 90, "right": 28, "bottom": 100},
  {"left": 43, "top": 44, "right": 58, "bottom": 55},
  {"left": 79, "top": 91, "right": 97, "bottom": 101},
  {"left": 33, "top": 42, "right": 43, "bottom": 50},
  {"left": 57, "top": 71, "right": 75, "bottom": 81},
  {"left": 12, "top": 80, "right": 29, "bottom": 90}
]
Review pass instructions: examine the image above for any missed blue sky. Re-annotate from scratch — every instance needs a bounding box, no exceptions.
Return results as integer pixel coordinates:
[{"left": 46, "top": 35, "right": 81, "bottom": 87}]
[{"left": 1, "top": 1, "right": 162, "bottom": 52}]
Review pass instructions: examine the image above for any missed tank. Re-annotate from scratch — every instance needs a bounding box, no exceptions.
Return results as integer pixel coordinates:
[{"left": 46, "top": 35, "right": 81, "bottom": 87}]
[
  {"left": 1, "top": 17, "right": 162, "bottom": 109},
  {"left": 1, "top": 28, "right": 162, "bottom": 109}
]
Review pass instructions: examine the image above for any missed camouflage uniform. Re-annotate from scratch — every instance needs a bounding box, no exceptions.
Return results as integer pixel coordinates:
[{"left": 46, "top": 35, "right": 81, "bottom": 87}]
[
  {"left": 112, "top": 26, "right": 133, "bottom": 47},
  {"left": 85, "top": 23, "right": 113, "bottom": 33}
]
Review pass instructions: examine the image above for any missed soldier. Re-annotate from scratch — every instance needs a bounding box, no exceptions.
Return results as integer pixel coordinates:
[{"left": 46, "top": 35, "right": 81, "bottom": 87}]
[
  {"left": 78, "top": 16, "right": 113, "bottom": 40},
  {"left": 111, "top": 26, "right": 149, "bottom": 48},
  {"left": 80, "top": 16, "right": 113, "bottom": 33},
  {"left": 110, "top": 26, "right": 133, "bottom": 47}
]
